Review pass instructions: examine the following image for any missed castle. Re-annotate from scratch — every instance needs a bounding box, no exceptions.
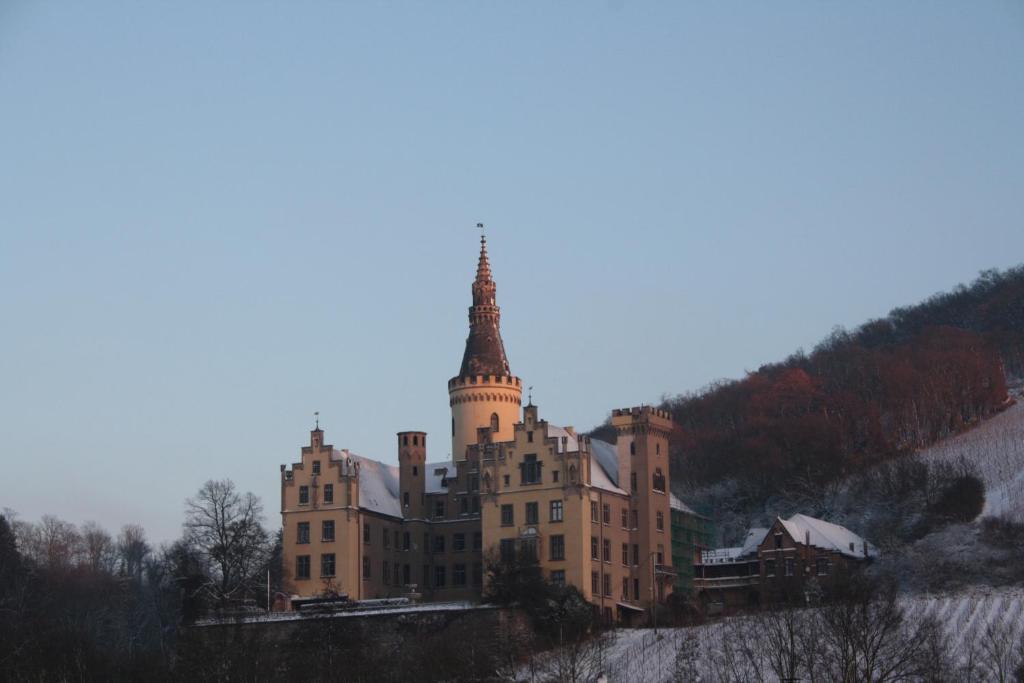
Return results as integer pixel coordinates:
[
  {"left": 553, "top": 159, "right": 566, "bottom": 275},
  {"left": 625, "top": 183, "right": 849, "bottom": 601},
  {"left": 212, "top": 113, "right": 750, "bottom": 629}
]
[{"left": 280, "top": 233, "right": 676, "bottom": 622}]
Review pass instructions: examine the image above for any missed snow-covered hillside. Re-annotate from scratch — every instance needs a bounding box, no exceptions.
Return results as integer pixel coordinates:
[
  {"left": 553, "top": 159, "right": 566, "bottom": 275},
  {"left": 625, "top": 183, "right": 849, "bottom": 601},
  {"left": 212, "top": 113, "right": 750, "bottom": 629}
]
[
  {"left": 923, "top": 398, "right": 1024, "bottom": 522},
  {"left": 585, "top": 589, "right": 1024, "bottom": 683}
]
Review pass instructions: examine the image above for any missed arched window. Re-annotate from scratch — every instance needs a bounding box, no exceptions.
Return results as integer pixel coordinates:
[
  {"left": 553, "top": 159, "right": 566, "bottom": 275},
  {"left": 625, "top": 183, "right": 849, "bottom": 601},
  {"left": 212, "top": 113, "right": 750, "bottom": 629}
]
[
  {"left": 490, "top": 413, "right": 500, "bottom": 433},
  {"left": 652, "top": 468, "right": 666, "bottom": 493}
]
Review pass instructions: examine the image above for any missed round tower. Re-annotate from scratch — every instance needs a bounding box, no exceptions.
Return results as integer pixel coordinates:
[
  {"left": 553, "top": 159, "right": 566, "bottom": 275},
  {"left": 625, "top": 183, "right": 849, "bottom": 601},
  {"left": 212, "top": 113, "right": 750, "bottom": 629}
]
[{"left": 449, "top": 229, "right": 522, "bottom": 461}]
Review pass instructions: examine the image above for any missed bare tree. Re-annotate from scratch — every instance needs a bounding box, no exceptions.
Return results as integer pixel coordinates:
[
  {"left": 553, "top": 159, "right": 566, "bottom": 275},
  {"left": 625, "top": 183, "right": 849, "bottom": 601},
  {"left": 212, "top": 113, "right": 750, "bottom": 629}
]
[
  {"left": 81, "top": 521, "right": 116, "bottom": 573},
  {"left": 979, "top": 616, "right": 1021, "bottom": 683},
  {"left": 117, "top": 524, "right": 150, "bottom": 577},
  {"left": 34, "top": 515, "right": 81, "bottom": 569},
  {"left": 184, "top": 479, "right": 269, "bottom": 602}
]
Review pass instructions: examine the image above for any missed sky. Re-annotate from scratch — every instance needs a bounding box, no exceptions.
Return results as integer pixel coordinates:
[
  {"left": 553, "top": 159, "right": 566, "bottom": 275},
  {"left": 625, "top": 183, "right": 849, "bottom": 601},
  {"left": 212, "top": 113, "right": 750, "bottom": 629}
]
[{"left": 1, "top": 2, "right": 1022, "bottom": 543}]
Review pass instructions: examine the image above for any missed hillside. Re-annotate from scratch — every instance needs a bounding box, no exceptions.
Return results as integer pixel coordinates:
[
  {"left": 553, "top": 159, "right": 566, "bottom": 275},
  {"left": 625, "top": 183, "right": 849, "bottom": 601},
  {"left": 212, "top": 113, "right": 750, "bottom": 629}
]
[
  {"left": 588, "top": 588, "right": 1024, "bottom": 682},
  {"left": 922, "top": 388, "right": 1024, "bottom": 522}
]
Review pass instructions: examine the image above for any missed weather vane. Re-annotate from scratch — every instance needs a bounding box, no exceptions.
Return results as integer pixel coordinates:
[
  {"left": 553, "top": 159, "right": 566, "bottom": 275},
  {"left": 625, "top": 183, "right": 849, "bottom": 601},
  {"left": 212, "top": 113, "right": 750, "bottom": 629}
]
[
  {"left": 528, "top": 386, "right": 533, "bottom": 405},
  {"left": 476, "top": 222, "right": 485, "bottom": 240},
  {"left": 314, "top": 411, "right": 319, "bottom": 429}
]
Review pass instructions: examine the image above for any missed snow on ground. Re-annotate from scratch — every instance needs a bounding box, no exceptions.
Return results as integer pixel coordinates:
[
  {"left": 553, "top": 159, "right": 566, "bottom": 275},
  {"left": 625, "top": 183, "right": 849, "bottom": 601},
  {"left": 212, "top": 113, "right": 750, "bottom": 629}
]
[
  {"left": 921, "top": 399, "right": 1024, "bottom": 521},
  {"left": 518, "top": 588, "right": 1024, "bottom": 683}
]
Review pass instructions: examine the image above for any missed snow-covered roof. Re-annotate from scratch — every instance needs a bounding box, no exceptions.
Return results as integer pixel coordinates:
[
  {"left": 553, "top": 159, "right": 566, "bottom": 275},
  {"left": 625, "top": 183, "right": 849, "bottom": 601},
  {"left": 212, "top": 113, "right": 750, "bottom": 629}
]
[
  {"left": 740, "top": 528, "right": 769, "bottom": 556},
  {"left": 545, "top": 424, "right": 580, "bottom": 454},
  {"left": 670, "top": 493, "right": 701, "bottom": 516},
  {"left": 425, "top": 461, "right": 454, "bottom": 494},
  {"left": 586, "top": 437, "right": 627, "bottom": 495},
  {"left": 330, "top": 450, "right": 402, "bottom": 518},
  {"left": 777, "top": 514, "right": 879, "bottom": 559}
]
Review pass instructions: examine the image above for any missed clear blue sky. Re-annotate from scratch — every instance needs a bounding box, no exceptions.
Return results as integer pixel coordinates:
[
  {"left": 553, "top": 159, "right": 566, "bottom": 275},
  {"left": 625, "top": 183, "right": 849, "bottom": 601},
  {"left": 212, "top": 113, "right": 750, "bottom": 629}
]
[{"left": 2, "top": 2, "right": 1022, "bottom": 543}]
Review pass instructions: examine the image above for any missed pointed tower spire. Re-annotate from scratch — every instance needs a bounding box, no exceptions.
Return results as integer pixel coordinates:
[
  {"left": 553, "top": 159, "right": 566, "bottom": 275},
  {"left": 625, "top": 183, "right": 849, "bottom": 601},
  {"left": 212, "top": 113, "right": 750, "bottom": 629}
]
[{"left": 459, "top": 224, "right": 510, "bottom": 377}]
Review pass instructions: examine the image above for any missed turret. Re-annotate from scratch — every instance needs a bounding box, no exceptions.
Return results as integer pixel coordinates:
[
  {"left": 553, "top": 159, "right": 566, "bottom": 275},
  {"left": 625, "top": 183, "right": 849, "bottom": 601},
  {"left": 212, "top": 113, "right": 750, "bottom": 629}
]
[
  {"left": 398, "top": 431, "right": 427, "bottom": 518},
  {"left": 449, "top": 228, "right": 523, "bottom": 461}
]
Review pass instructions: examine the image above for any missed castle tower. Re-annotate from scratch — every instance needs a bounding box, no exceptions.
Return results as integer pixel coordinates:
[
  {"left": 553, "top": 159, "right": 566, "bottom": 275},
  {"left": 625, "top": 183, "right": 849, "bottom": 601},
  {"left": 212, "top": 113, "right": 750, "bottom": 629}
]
[
  {"left": 397, "top": 431, "right": 427, "bottom": 518},
  {"left": 448, "top": 230, "right": 522, "bottom": 462},
  {"left": 613, "top": 406, "right": 675, "bottom": 603}
]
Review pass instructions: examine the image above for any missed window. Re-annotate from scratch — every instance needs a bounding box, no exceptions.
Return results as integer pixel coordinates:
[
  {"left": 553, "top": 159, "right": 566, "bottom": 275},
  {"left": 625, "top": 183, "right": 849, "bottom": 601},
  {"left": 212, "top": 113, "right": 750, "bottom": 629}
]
[
  {"left": 473, "top": 532, "right": 482, "bottom": 551},
  {"left": 521, "top": 538, "right": 538, "bottom": 562},
  {"left": 631, "top": 510, "right": 638, "bottom": 529},
  {"left": 453, "top": 533, "right": 466, "bottom": 552},
  {"left": 503, "top": 474, "right": 510, "bottom": 487},
  {"left": 656, "top": 443, "right": 661, "bottom": 455},
  {"left": 501, "top": 504, "right": 514, "bottom": 526},
  {"left": 630, "top": 472, "right": 637, "bottom": 493},
  {"left": 591, "top": 571, "right": 599, "bottom": 594},
  {"left": 423, "top": 564, "right": 430, "bottom": 587},
  {"left": 656, "top": 544, "right": 664, "bottom": 565},
  {"left": 362, "top": 556, "right": 371, "bottom": 579},
  {"left": 591, "top": 501, "right": 599, "bottom": 523},
  {"left": 550, "top": 535, "right": 565, "bottom": 561},
  {"left": 656, "top": 511, "right": 664, "bottom": 531},
  {"left": 621, "top": 508, "right": 629, "bottom": 528},
  {"left": 775, "top": 534, "right": 783, "bottom": 550},
  {"left": 634, "top": 578, "right": 640, "bottom": 600},
  {"left": 622, "top": 577, "right": 629, "bottom": 600},
  {"left": 765, "top": 560, "right": 776, "bottom": 577},
  {"left": 785, "top": 558, "right": 795, "bottom": 577},
  {"left": 321, "top": 553, "right": 335, "bottom": 577},
  {"left": 403, "top": 491, "right": 410, "bottom": 506},
  {"left": 633, "top": 544, "right": 640, "bottom": 566},
  {"left": 323, "top": 484, "right": 333, "bottom": 504},
  {"left": 383, "top": 528, "right": 390, "bottom": 548},
  {"left": 321, "top": 520, "right": 334, "bottom": 542},
  {"left": 403, "top": 564, "right": 411, "bottom": 584},
  {"left": 550, "top": 500, "right": 563, "bottom": 522},
  {"left": 603, "top": 539, "right": 611, "bottom": 562},
  {"left": 500, "top": 539, "right": 516, "bottom": 562},
  {"left": 403, "top": 532, "right": 411, "bottom": 551},
  {"left": 603, "top": 573, "right": 612, "bottom": 597},
  {"left": 522, "top": 454, "right": 540, "bottom": 484},
  {"left": 434, "top": 565, "right": 446, "bottom": 587},
  {"left": 453, "top": 563, "right": 467, "bottom": 586},
  {"left": 469, "top": 474, "right": 479, "bottom": 492},
  {"left": 434, "top": 499, "right": 446, "bottom": 518},
  {"left": 296, "top": 555, "right": 310, "bottom": 580},
  {"left": 297, "top": 522, "right": 310, "bottom": 544},
  {"left": 622, "top": 543, "right": 629, "bottom": 566},
  {"left": 527, "top": 431, "right": 534, "bottom": 443},
  {"left": 472, "top": 562, "right": 483, "bottom": 586},
  {"left": 630, "top": 441, "right": 636, "bottom": 456},
  {"left": 423, "top": 533, "right": 429, "bottom": 552},
  {"left": 395, "top": 530, "right": 400, "bottom": 547},
  {"left": 363, "top": 523, "right": 371, "bottom": 544},
  {"left": 472, "top": 496, "right": 480, "bottom": 514},
  {"left": 816, "top": 558, "right": 831, "bottom": 576},
  {"left": 383, "top": 561, "right": 390, "bottom": 584},
  {"left": 652, "top": 468, "right": 666, "bottom": 493},
  {"left": 460, "top": 497, "right": 468, "bottom": 515},
  {"left": 602, "top": 504, "right": 611, "bottom": 525},
  {"left": 299, "top": 486, "right": 310, "bottom": 505},
  {"left": 591, "top": 536, "right": 599, "bottom": 560},
  {"left": 525, "top": 502, "right": 539, "bottom": 525},
  {"left": 412, "top": 465, "right": 418, "bottom": 476},
  {"left": 312, "top": 460, "right": 321, "bottom": 475},
  {"left": 553, "top": 470, "right": 559, "bottom": 483},
  {"left": 551, "top": 570, "right": 566, "bottom": 587},
  {"left": 433, "top": 535, "right": 445, "bottom": 553},
  {"left": 490, "top": 413, "right": 499, "bottom": 433}
]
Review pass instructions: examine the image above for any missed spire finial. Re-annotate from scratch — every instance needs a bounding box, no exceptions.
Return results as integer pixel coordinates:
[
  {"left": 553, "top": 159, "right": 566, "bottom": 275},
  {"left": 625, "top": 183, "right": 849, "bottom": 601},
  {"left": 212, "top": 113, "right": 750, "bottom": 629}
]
[
  {"left": 474, "top": 222, "right": 492, "bottom": 283},
  {"left": 314, "top": 411, "right": 319, "bottom": 430},
  {"left": 528, "top": 386, "right": 533, "bottom": 406}
]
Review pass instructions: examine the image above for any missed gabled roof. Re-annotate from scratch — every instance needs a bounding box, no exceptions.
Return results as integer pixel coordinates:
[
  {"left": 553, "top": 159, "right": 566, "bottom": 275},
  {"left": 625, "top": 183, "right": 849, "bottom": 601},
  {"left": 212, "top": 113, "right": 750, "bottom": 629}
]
[
  {"left": 776, "top": 514, "right": 879, "bottom": 559},
  {"left": 330, "top": 450, "right": 402, "bottom": 518}
]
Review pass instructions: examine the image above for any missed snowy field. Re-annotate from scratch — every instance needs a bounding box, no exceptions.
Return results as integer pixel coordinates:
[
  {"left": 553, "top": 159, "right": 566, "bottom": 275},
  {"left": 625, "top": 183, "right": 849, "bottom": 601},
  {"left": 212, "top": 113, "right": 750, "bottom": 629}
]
[
  {"left": 922, "top": 398, "right": 1024, "bottom": 522},
  {"left": 516, "top": 588, "right": 1024, "bottom": 682}
]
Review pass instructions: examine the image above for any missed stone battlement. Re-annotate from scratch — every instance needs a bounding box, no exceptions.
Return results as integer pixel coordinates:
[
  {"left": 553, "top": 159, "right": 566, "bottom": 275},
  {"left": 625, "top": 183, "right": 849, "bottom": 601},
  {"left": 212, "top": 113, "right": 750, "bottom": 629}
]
[{"left": 447, "top": 374, "right": 522, "bottom": 390}]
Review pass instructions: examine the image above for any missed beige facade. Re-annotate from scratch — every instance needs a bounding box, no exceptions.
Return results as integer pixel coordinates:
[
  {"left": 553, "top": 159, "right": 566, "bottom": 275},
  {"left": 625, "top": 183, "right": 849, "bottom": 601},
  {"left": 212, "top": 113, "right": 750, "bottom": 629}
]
[{"left": 279, "top": 233, "right": 677, "bottom": 620}]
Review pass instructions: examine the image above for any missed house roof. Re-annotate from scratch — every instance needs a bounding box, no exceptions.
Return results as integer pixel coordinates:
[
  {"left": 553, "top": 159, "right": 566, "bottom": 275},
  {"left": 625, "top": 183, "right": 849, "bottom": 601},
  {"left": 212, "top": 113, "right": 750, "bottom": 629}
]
[{"left": 777, "top": 513, "right": 879, "bottom": 559}]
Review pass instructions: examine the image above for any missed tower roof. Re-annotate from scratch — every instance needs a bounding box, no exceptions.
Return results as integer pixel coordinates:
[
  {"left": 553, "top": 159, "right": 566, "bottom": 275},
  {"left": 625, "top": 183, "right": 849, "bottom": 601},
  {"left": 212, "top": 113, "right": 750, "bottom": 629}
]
[{"left": 458, "top": 230, "right": 512, "bottom": 377}]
